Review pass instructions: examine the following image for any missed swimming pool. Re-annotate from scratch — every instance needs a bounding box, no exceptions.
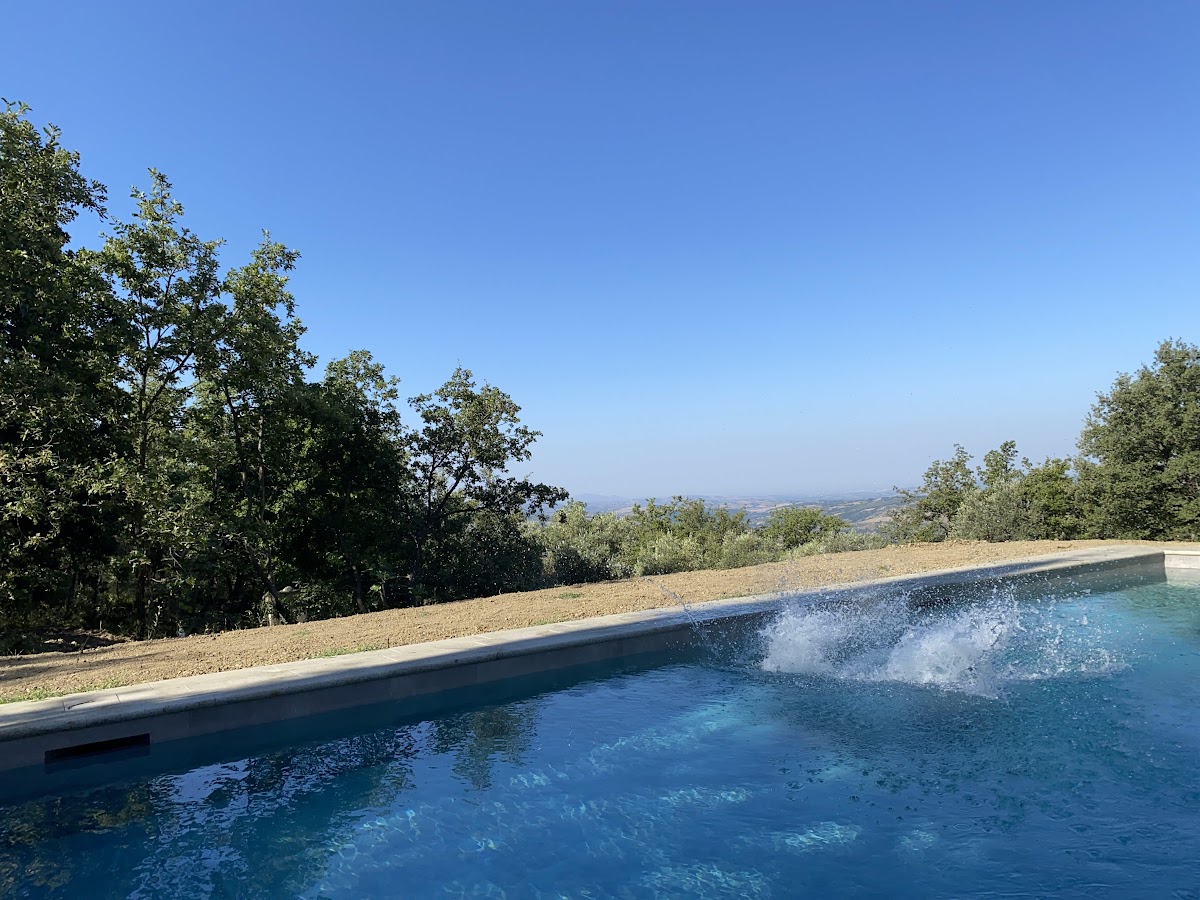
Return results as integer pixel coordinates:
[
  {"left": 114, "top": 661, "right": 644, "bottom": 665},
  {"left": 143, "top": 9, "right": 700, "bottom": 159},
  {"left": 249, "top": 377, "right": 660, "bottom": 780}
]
[{"left": 2, "top": 574, "right": 1198, "bottom": 897}]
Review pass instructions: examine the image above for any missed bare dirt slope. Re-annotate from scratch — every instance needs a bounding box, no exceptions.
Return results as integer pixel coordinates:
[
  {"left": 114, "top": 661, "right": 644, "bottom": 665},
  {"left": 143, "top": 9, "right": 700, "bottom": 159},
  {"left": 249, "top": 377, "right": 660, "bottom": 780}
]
[{"left": 0, "top": 540, "right": 1148, "bottom": 701}]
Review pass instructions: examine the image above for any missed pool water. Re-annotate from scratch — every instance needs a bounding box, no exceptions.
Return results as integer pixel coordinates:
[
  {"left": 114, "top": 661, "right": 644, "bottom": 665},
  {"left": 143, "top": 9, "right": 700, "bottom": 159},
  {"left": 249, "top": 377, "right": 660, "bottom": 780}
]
[{"left": 3, "top": 579, "right": 1199, "bottom": 898}]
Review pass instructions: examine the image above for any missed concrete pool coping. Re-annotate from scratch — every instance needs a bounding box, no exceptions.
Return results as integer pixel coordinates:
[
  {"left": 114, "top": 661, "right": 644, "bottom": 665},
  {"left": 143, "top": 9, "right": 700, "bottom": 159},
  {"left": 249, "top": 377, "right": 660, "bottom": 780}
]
[{"left": 0, "top": 544, "right": 1188, "bottom": 774}]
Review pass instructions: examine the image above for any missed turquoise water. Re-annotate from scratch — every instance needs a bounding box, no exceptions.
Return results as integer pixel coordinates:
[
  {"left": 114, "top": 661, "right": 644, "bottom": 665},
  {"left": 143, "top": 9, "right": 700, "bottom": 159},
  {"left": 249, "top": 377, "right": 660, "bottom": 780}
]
[{"left": 3, "top": 578, "right": 1199, "bottom": 898}]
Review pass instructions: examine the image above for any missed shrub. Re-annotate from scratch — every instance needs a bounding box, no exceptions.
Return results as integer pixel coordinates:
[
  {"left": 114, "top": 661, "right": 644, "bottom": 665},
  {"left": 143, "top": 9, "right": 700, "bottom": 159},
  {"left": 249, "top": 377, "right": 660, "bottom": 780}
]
[
  {"left": 789, "top": 530, "right": 891, "bottom": 557},
  {"left": 717, "top": 531, "right": 777, "bottom": 569},
  {"left": 950, "top": 482, "right": 1034, "bottom": 541},
  {"left": 761, "top": 506, "right": 848, "bottom": 550},
  {"left": 630, "top": 533, "right": 706, "bottom": 576},
  {"left": 278, "top": 582, "right": 358, "bottom": 624}
]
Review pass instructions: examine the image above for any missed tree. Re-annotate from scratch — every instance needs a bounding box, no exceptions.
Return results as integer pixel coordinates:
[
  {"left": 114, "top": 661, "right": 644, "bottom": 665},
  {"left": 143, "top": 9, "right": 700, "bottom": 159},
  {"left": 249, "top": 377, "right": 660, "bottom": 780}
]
[
  {"left": 193, "top": 237, "right": 314, "bottom": 624},
  {"left": 950, "top": 440, "right": 1036, "bottom": 542},
  {"left": 403, "top": 368, "right": 566, "bottom": 602},
  {"left": 1015, "top": 457, "right": 1080, "bottom": 540},
  {"left": 427, "top": 508, "right": 547, "bottom": 600},
  {"left": 3, "top": 102, "right": 612, "bottom": 640},
  {"left": 978, "top": 440, "right": 1021, "bottom": 490},
  {"left": 538, "top": 501, "right": 629, "bottom": 584},
  {"left": 0, "top": 102, "right": 126, "bottom": 635},
  {"left": 950, "top": 480, "right": 1029, "bottom": 542},
  {"left": 91, "top": 171, "right": 225, "bottom": 634},
  {"left": 761, "top": 505, "right": 847, "bottom": 550},
  {"left": 900, "top": 441, "right": 1084, "bottom": 543},
  {"left": 885, "top": 444, "right": 976, "bottom": 542},
  {"left": 615, "top": 497, "right": 762, "bottom": 575},
  {"left": 1077, "top": 339, "right": 1200, "bottom": 539},
  {"left": 280, "top": 351, "right": 409, "bottom": 612}
]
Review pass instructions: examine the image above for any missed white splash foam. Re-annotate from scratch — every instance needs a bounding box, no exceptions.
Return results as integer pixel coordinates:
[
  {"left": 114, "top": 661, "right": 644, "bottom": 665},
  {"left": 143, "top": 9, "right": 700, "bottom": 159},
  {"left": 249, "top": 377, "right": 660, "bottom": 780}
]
[{"left": 761, "top": 590, "right": 1123, "bottom": 697}]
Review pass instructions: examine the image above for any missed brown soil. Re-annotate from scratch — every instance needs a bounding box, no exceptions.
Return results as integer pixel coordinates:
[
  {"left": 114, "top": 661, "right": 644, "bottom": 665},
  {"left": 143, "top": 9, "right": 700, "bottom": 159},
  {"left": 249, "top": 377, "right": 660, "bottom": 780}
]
[{"left": 0, "top": 540, "right": 1163, "bottom": 702}]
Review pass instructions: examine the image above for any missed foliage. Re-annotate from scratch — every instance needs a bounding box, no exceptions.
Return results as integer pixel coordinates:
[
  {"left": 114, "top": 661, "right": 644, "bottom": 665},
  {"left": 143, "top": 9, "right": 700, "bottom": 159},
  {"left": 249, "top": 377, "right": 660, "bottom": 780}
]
[
  {"left": 901, "top": 342, "right": 1199, "bottom": 544},
  {"left": 888, "top": 441, "right": 1083, "bottom": 543},
  {"left": 535, "top": 497, "right": 852, "bottom": 583},
  {"left": 279, "top": 351, "right": 408, "bottom": 613},
  {"left": 1017, "top": 457, "right": 1080, "bottom": 540},
  {"left": 788, "top": 530, "right": 891, "bottom": 557},
  {"left": 620, "top": 497, "right": 752, "bottom": 575},
  {"left": 952, "top": 454, "right": 1080, "bottom": 542},
  {"left": 715, "top": 531, "right": 777, "bottom": 569},
  {"left": 885, "top": 445, "right": 975, "bottom": 542},
  {"left": 761, "top": 506, "right": 848, "bottom": 550},
  {"left": 1076, "top": 340, "right": 1200, "bottom": 540},
  {"left": 89, "top": 171, "right": 228, "bottom": 634},
  {"left": 403, "top": 368, "right": 567, "bottom": 602},
  {"left": 540, "top": 502, "right": 630, "bottom": 584},
  {"left": 0, "top": 104, "right": 575, "bottom": 640},
  {"left": 949, "top": 481, "right": 1030, "bottom": 542},
  {"left": 0, "top": 101, "right": 126, "bottom": 634}
]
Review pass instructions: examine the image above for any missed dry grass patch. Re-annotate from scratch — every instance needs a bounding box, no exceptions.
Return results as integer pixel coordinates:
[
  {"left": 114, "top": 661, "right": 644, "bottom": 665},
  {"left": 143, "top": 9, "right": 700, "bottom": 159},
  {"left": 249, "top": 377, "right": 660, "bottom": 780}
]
[{"left": 0, "top": 540, "right": 1158, "bottom": 701}]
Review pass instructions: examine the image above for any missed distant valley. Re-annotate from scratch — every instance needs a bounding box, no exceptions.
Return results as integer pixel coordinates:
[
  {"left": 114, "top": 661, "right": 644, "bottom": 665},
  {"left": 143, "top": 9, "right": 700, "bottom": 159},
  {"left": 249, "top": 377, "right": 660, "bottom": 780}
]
[{"left": 569, "top": 491, "right": 909, "bottom": 533}]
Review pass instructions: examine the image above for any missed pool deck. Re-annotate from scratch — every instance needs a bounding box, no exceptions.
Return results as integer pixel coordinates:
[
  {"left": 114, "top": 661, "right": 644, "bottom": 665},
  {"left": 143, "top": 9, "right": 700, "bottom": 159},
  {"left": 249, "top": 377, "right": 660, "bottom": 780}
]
[{"left": 0, "top": 544, "right": 1189, "bottom": 776}]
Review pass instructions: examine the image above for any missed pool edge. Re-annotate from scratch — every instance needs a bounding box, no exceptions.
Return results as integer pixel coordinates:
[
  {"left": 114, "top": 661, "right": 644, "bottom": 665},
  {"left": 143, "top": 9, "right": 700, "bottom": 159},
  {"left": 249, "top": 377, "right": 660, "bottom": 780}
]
[{"left": 0, "top": 545, "right": 1174, "bottom": 773}]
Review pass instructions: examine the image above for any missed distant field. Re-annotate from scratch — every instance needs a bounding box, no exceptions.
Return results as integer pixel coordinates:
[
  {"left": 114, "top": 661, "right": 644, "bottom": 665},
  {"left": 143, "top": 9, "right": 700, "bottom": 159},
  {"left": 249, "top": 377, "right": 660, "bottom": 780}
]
[
  {"left": 821, "top": 495, "right": 909, "bottom": 532},
  {"left": 572, "top": 492, "right": 907, "bottom": 532}
]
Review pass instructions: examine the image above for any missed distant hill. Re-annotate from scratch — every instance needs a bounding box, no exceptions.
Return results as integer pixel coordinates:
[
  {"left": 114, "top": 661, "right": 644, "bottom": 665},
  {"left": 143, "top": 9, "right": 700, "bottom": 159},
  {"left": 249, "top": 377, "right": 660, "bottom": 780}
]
[
  {"left": 569, "top": 493, "right": 633, "bottom": 515},
  {"left": 567, "top": 491, "right": 909, "bottom": 533},
  {"left": 818, "top": 495, "right": 909, "bottom": 532}
]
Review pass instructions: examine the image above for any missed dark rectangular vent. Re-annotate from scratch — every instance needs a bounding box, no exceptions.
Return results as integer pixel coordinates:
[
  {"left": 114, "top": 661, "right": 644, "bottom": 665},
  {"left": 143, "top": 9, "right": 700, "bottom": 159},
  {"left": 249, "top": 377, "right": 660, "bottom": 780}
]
[{"left": 45, "top": 733, "right": 151, "bottom": 768}]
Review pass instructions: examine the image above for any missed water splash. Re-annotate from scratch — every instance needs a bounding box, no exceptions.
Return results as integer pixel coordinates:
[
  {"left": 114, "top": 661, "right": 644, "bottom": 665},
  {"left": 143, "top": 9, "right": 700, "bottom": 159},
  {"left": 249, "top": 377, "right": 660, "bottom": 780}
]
[
  {"left": 760, "top": 588, "right": 1125, "bottom": 698},
  {"left": 643, "top": 576, "right": 720, "bottom": 656}
]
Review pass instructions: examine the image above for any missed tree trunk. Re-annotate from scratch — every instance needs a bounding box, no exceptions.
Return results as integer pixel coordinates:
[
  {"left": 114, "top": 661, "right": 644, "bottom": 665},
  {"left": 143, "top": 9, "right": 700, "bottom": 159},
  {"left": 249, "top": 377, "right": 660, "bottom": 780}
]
[
  {"left": 352, "top": 564, "right": 366, "bottom": 614},
  {"left": 135, "top": 566, "right": 150, "bottom": 638},
  {"left": 260, "top": 583, "right": 288, "bottom": 626}
]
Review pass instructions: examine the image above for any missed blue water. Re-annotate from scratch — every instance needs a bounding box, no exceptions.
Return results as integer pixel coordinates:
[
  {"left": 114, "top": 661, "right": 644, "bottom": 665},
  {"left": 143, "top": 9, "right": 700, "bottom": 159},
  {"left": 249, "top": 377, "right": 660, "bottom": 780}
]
[{"left": 3, "top": 578, "right": 1200, "bottom": 898}]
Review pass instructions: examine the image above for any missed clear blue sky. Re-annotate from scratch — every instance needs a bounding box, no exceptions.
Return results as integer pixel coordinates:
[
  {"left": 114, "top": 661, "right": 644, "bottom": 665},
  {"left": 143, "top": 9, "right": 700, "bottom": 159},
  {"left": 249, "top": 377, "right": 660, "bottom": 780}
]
[{"left": 4, "top": 1, "right": 1197, "bottom": 499}]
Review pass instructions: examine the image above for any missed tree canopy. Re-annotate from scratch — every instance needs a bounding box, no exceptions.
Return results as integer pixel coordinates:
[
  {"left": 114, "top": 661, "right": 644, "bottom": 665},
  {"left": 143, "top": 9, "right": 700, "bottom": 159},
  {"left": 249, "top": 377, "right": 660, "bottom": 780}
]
[
  {"left": 885, "top": 341, "right": 1200, "bottom": 544},
  {"left": 0, "top": 104, "right": 574, "bottom": 644},
  {"left": 1077, "top": 339, "right": 1200, "bottom": 540}
]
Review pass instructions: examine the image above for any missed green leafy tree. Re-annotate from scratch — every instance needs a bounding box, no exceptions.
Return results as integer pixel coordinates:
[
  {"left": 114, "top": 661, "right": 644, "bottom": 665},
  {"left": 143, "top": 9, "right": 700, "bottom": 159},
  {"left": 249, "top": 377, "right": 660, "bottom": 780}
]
[
  {"left": 1017, "top": 457, "right": 1080, "bottom": 539},
  {"left": 761, "top": 505, "right": 848, "bottom": 550},
  {"left": 950, "top": 481, "right": 1029, "bottom": 542},
  {"left": 886, "top": 444, "right": 976, "bottom": 542},
  {"left": 978, "top": 440, "right": 1021, "bottom": 490},
  {"left": 193, "top": 237, "right": 314, "bottom": 624},
  {"left": 403, "top": 368, "right": 566, "bottom": 602},
  {"left": 429, "top": 509, "right": 547, "bottom": 600},
  {"left": 540, "top": 501, "right": 629, "bottom": 584},
  {"left": 3, "top": 103, "right": 622, "bottom": 639},
  {"left": 280, "top": 351, "right": 409, "bottom": 612},
  {"left": 889, "top": 438, "right": 1083, "bottom": 545},
  {"left": 611, "top": 496, "right": 776, "bottom": 575},
  {"left": 950, "top": 440, "right": 1031, "bottom": 542},
  {"left": 1077, "top": 339, "right": 1200, "bottom": 539},
  {"left": 91, "top": 171, "right": 225, "bottom": 634},
  {"left": 0, "top": 102, "right": 126, "bottom": 635}
]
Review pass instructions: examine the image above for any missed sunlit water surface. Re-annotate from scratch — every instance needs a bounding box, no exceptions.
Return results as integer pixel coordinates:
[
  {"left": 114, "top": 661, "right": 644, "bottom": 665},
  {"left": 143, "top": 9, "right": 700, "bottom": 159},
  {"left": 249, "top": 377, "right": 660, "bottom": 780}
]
[{"left": 3, "top": 579, "right": 1199, "bottom": 898}]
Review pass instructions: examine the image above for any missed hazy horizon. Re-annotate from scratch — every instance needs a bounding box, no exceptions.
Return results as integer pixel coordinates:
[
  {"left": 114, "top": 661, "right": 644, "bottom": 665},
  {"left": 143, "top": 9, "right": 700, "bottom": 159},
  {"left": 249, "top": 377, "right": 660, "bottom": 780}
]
[{"left": 532, "top": 410, "right": 1085, "bottom": 499}]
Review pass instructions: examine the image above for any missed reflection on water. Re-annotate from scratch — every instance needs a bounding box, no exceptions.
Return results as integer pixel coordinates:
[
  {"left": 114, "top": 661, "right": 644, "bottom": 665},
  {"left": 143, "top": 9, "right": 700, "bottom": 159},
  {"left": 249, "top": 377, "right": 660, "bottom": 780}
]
[
  {"left": 1, "top": 580, "right": 1199, "bottom": 898},
  {"left": 427, "top": 705, "right": 539, "bottom": 791}
]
